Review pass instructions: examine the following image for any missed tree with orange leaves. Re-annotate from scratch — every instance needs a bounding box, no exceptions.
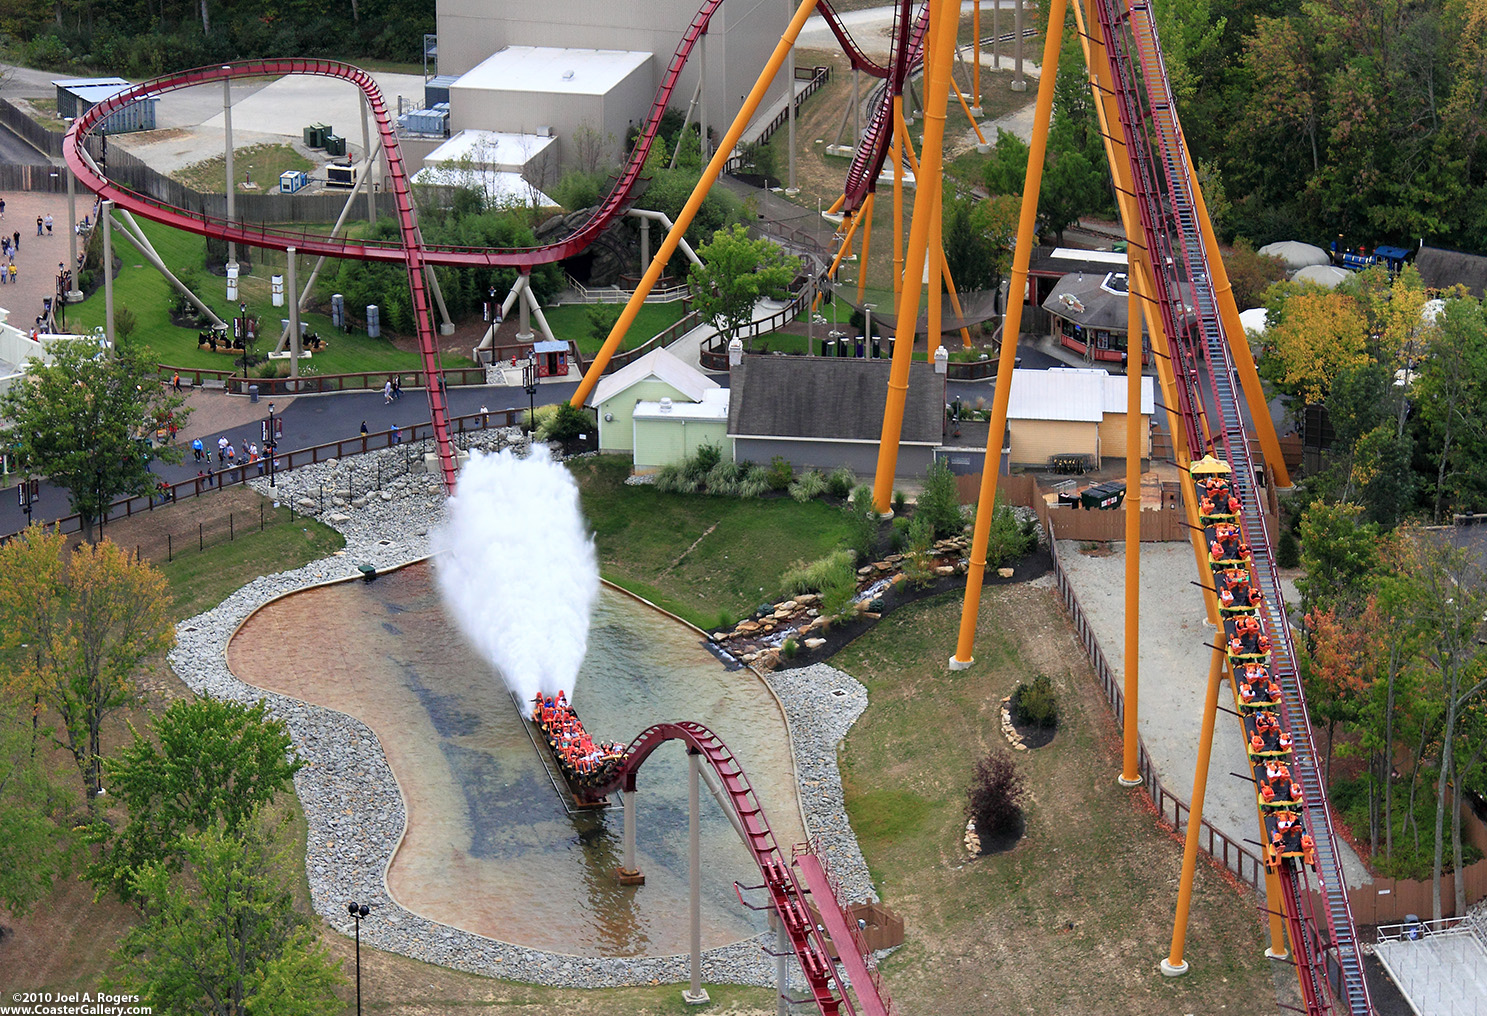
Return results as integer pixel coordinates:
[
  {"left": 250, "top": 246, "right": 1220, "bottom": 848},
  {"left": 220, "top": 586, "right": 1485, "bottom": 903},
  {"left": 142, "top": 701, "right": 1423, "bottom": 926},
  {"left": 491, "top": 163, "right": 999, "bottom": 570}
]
[{"left": 1261, "top": 284, "right": 1371, "bottom": 404}]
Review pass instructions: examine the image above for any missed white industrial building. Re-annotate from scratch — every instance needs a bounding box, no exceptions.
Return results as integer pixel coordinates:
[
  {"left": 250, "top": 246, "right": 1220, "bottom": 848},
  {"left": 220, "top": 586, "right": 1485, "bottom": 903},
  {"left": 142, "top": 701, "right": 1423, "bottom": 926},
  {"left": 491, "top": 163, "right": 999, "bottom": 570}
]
[
  {"left": 411, "top": 129, "right": 560, "bottom": 208},
  {"left": 434, "top": 0, "right": 788, "bottom": 167}
]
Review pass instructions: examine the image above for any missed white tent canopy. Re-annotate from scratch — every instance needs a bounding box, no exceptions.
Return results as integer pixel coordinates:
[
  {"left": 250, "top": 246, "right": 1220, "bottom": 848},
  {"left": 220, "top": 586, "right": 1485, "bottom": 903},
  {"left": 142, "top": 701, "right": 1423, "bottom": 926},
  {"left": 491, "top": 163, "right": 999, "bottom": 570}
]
[
  {"left": 1238, "top": 307, "right": 1269, "bottom": 336},
  {"left": 1294, "top": 264, "right": 1351, "bottom": 288},
  {"left": 1259, "top": 240, "right": 1332, "bottom": 270}
]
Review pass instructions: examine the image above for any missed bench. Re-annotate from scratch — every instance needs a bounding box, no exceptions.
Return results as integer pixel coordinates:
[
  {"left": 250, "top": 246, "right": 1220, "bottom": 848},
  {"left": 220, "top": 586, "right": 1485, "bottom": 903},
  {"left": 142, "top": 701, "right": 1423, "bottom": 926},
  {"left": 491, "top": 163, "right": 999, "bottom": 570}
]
[{"left": 1049, "top": 452, "right": 1092, "bottom": 475}]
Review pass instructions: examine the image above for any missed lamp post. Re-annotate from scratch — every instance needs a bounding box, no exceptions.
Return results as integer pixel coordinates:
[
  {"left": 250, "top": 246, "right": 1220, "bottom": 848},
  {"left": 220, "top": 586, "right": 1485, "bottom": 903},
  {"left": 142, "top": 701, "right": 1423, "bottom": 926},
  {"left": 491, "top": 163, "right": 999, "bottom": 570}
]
[
  {"left": 264, "top": 403, "right": 279, "bottom": 487},
  {"left": 522, "top": 359, "right": 538, "bottom": 433},
  {"left": 347, "top": 901, "right": 370, "bottom": 1016}
]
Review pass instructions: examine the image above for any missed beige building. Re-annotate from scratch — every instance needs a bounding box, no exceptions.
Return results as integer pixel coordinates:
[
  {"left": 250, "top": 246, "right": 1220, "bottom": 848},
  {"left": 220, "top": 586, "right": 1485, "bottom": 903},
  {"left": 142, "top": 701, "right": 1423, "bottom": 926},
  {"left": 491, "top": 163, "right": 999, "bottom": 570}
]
[
  {"left": 1006, "top": 368, "right": 1153, "bottom": 470},
  {"left": 436, "top": 0, "right": 788, "bottom": 162}
]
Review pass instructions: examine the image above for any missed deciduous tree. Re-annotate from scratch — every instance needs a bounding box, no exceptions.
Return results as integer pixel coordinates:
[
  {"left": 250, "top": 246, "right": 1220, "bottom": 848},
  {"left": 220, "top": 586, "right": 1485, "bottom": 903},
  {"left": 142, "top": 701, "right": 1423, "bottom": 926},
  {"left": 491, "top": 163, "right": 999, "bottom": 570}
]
[
  {"left": 90, "top": 698, "right": 301, "bottom": 901},
  {"left": 687, "top": 224, "right": 796, "bottom": 346},
  {"left": 1, "top": 338, "right": 188, "bottom": 542},
  {"left": 0, "top": 702, "right": 76, "bottom": 915},
  {"left": 1262, "top": 286, "right": 1370, "bottom": 404},
  {"left": 0, "top": 527, "right": 174, "bottom": 808}
]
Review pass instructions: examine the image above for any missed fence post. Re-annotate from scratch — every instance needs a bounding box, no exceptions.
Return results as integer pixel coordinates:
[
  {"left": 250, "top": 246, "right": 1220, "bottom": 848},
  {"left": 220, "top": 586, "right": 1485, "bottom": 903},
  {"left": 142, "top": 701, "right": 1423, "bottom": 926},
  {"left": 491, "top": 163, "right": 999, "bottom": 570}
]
[
  {"left": 199, "top": 522, "right": 203, "bottom": 551},
  {"left": 260, "top": 503, "right": 265, "bottom": 531},
  {"left": 230, "top": 513, "right": 234, "bottom": 542},
  {"left": 167, "top": 533, "right": 172, "bottom": 562}
]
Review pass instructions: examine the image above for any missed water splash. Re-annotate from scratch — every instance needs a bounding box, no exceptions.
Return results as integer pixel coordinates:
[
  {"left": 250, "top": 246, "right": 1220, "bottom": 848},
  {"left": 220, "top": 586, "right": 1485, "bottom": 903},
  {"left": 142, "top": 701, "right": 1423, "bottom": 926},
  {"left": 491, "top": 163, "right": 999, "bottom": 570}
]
[{"left": 433, "top": 445, "right": 599, "bottom": 703}]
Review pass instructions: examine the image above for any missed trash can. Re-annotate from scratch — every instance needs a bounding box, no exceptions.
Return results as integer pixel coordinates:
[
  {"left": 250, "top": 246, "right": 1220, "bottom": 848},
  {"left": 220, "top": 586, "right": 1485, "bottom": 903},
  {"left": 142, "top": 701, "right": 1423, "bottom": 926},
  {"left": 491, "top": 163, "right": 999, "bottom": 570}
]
[{"left": 249, "top": 385, "right": 259, "bottom": 403}]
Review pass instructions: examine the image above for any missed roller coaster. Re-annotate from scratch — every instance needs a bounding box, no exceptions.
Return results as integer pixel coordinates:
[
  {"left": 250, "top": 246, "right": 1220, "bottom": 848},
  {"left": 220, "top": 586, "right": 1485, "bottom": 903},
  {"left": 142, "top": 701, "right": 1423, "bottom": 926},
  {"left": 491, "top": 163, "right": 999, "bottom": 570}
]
[{"left": 59, "top": 0, "right": 1375, "bottom": 1011}]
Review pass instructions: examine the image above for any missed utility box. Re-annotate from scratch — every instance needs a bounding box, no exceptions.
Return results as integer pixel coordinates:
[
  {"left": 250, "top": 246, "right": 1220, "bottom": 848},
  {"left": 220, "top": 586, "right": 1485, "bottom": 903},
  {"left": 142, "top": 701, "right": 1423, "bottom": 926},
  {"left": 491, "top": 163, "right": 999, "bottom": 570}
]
[
  {"left": 326, "top": 164, "right": 357, "bottom": 189},
  {"left": 279, "top": 170, "right": 308, "bottom": 194},
  {"left": 304, "top": 123, "right": 330, "bottom": 148},
  {"left": 424, "top": 74, "right": 458, "bottom": 108},
  {"left": 323, "top": 134, "right": 346, "bottom": 157},
  {"left": 366, "top": 305, "right": 380, "bottom": 338}
]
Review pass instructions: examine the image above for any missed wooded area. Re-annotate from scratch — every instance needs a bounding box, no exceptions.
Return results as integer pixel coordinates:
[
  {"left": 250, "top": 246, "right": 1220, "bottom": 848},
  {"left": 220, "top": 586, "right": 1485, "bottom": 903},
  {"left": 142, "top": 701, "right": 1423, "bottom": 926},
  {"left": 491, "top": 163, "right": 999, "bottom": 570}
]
[{"left": 0, "top": 0, "right": 434, "bottom": 76}]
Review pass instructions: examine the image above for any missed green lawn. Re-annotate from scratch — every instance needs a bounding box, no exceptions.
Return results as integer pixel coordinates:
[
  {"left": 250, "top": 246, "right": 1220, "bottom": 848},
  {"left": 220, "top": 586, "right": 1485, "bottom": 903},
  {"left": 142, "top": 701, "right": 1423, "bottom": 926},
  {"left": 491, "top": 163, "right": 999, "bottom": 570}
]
[
  {"left": 174, "top": 143, "right": 317, "bottom": 194},
  {"left": 570, "top": 456, "right": 854, "bottom": 629},
  {"left": 833, "top": 586, "right": 1279, "bottom": 1016},
  {"left": 543, "top": 301, "right": 690, "bottom": 357},
  {"left": 66, "top": 218, "right": 468, "bottom": 374}
]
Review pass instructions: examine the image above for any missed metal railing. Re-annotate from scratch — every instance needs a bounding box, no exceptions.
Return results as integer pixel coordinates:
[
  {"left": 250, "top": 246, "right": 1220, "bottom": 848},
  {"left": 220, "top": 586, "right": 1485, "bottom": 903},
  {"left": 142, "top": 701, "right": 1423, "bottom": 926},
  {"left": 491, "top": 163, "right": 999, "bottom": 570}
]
[
  {"left": 157, "top": 364, "right": 492, "bottom": 397},
  {"left": 0, "top": 410, "right": 522, "bottom": 543},
  {"left": 560, "top": 272, "right": 692, "bottom": 304}
]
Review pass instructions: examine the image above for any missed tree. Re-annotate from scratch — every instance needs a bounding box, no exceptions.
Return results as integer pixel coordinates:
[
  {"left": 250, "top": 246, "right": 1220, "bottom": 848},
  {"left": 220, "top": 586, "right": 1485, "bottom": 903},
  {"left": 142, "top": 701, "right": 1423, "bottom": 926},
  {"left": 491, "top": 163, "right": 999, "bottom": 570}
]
[
  {"left": 687, "top": 224, "right": 797, "bottom": 346},
  {"left": 111, "top": 817, "right": 344, "bottom": 1016},
  {"left": 0, "top": 527, "right": 175, "bottom": 808},
  {"left": 1, "top": 338, "right": 189, "bottom": 542},
  {"left": 1415, "top": 296, "right": 1487, "bottom": 521},
  {"left": 1221, "top": 240, "right": 1288, "bottom": 311},
  {"left": 1296, "top": 501, "right": 1382, "bottom": 614},
  {"left": 90, "top": 698, "right": 301, "bottom": 901},
  {"left": 1261, "top": 286, "right": 1371, "bottom": 404},
  {"left": 943, "top": 193, "right": 1017, "bottom": 295},
  {"left": 0, "top": 701, "right": 76, "bottom": 915},
  {"left": 982, "top": 128, "right": 1031, "bottom": 197},
  {"left": 1039, "top": 148, "right": 1108, "bottom": 242},
  {"left": 914, "top": 459, "right": 965, "bottom": 539}
]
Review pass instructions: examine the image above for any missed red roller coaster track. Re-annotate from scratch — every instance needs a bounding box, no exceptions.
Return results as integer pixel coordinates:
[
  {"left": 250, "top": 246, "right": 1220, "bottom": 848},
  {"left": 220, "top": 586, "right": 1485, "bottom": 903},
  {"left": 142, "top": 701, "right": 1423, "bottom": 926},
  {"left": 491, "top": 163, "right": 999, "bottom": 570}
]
[{"left": 595, "top": 722, "right": 892, "bottom": 1016}]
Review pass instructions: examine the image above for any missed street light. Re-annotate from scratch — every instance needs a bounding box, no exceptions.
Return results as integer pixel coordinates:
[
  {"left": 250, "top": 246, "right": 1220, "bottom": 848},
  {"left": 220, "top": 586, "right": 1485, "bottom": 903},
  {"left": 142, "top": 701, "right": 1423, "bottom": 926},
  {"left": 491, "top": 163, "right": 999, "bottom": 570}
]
[
  {"left": 263, "top": 403, "right": 280, "bottom": 487},
  {"left": 522, "top": 359, "right": 538, "bottom": 433},
  {"left": 347, "top": 901, "right": 371, "bottom": 1016}
]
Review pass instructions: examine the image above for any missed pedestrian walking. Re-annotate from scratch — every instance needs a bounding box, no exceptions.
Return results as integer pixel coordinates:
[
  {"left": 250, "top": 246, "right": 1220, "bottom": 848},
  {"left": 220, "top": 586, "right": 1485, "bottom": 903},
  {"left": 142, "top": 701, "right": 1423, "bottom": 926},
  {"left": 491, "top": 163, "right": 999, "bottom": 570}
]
[
  {"left": 360, "top": 420, "right": 368, "bottom": 436},
  {"left": 12, "top": 230, "right": 19, "bottom": 251},
  {"left": 44, "top": 214, "right": 52, "bottom": 236},
  {"left": 192, "top": 438, "right": 204, "bottom": 461},
  {"left": 1, "top": 197, "right": 6, "bottom": 218},
  {"left": 383, "top": 379, "right": 393, "bottom": 403},
  {"left": 8, "top": 265, "right": 16, "bottom": 285},
  {"left": 35, "top": 215, "right": 42, "bottom": 236},
  {"left": 217, "top": 435, "right": 228, "bottom": 462},
  {"left": 226, "top": 444, "right": 235, "bottom": 467},
  {"left": 392, "top": 377, "right": 402, "bottom": 400},
  {"left": 391, "top": 424, "right": 401, "bottom": 445},
  {"left": 480, "top": 404, "right": 489, "bottom": 427},
  {"left": 172, "top": 372, "right": 181, "bottom": 392}
]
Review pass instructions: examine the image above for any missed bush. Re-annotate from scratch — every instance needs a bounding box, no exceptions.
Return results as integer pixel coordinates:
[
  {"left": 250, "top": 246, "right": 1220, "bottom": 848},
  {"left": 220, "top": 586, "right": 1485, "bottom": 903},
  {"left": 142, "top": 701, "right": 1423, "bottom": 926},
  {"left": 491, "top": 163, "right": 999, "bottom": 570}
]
[
  {"left": 825, "top": 465, "right": 856, "bottom": 499},
  {"left": 536, "top": 402, "right": 594, "bottom": 444},
  {"left": 765, "top": 455, "right": 794, "bottom": 491},
  {"left": 843, "top": 485, "right": 880, "bottom": 562},
  {"left": 902, "top": 514, "right": 938, "bottom": 587},
  {"left": 984, "top": 495, "right": 1036, "bottom": 567},
  {"left": 705, "top": 459, "right": 746, "bottom": 496},
  {"left": 789, "top": 470, "right": 829, "bottom": 502},
  {"left": 890, "top": 515, "right": 912, "bottom": 552},
  {"left": 779, "top": 549, "right": 857, "bottom": 596},
  {"left": 781, "top": 637, "right": 798, "bottom": 659},
  {"left": 694, "top": 442, "right": 722, "bottom": 472},
  {"left": 737, "top": 469, "right": 770, "bottom": 500},
  {"left": 1010, "top": 674, "right": 1059, "bottom": 728},
  {"left": 819, "top": 555, "right": 860, "bottom": 625},
  {"left": 966, "top": 751, "right": 1026, "bottom": 840},
  {"left": 893, "top": 489, "right": 907, "bottom": 514},
  {"left": 916, "top": 460, "right": 965, "bottom": 538},
  {"left": 1277, "top": 529, "right": 1300, "bottom": 568}
]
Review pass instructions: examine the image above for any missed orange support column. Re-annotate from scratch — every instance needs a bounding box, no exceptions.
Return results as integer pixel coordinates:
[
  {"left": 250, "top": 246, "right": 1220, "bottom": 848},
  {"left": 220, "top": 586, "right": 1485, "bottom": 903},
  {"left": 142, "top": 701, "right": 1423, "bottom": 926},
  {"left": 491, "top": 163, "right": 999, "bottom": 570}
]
[
  {"left": 1119, "top": 268, "right": 1144, "bottom": 788},
  {"left": 571, "top": 0, "right": 822, "bottom": 408},
  {"left": 856, "top": 192, "right": 876, "bottom": 307},
  {"left": 950, "top": 0, "right": 1066, "bottom": 668},
  {"left": 972, "top": 0, "right": 982, "bottom": 112},
  {"left": 871, "top": 0, "right": 958, "bottom": 513},
  {"left": 891, "top": 97, "right": 905, "bottom": 307},
  {"left": 1163, "top": 646, "right": 1228, "bottom": 975}
]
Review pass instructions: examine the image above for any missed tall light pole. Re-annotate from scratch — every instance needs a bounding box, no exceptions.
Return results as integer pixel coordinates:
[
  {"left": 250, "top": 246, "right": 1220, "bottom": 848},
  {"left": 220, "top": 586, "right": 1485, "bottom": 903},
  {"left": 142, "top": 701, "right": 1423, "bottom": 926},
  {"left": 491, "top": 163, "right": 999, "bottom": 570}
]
[
  {"left": 522, "top": 360, "right": 538, "bottom": 433},
  {"left": 264, "top": 402, "right": 279, "bottom": 487},
  {"left": 347, "top": 901, "right": 370, "bottom": 1016}
]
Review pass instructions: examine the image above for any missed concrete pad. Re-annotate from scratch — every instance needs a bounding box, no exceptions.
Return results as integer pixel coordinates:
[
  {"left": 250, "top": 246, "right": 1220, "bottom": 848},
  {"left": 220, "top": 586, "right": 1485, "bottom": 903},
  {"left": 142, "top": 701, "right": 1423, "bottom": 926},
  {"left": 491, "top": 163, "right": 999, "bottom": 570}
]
[
  {"left": 199, "top": 71, "right": 425, "bottom": 139},
  {"left": 1054, "top": 539, "right": 1372, "bottom": 890},
  {"left": 1374, "top": 933, "right": 1487, "bottom": 1016}
]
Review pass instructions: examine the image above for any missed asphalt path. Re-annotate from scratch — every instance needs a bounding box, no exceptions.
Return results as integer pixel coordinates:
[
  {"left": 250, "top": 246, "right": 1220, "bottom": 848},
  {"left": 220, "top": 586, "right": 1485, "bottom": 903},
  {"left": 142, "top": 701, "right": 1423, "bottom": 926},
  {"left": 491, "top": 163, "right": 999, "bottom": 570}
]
[{"left": 0, "top": 380, "right": 579, "bottom": 535}]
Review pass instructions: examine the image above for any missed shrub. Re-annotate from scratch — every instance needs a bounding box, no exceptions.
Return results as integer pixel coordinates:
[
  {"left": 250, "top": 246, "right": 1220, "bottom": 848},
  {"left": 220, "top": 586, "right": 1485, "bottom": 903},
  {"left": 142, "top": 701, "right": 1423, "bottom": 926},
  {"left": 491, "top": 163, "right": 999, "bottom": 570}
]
[
  {"left": 844, "top": 485, "right": 880, "bottom": 562},
  {"left": 890, "top": 515, "right": 912, "bottom": 552},
  {"left": 984, "top": 495, "right": 1036, "bottom": 567},
  {"left": 1277, "top": 529, "right": 1300, "bottom": 568},
  {"left": 694, "top": 442, "right": 722, "bottom": 472},
  {"left": 737, "top": 471, "right": 770, "bottom": 500},
  {"left": 916, "top": 460, "right": 965, "bottom": 538},
  {"left": 537, "top": 402, "right": 594, "bottom": 444},
  {"left": 825, "top": 465, "right": 856, "bottom": 499},
  {"left": 766, "top": 455, "right": 794, "bottom": 491},
  {"left": 819, "top": 556, "right": 860, "bottom": 624},
  {"left": 781, "top": 637, "right": 798, "bottom": 659},
  {"left": 902, "top": 514, "right": 938, "bottom": 587},
  {"left": 789, "top": 470, "right": 829, "bottom": 502},
  {"left": 705, "top": 459, "right": 745, "bottom": 496},
  {"left": 1011, "top": 674, "right": 1059, "bottom": 729},
  {"left": 779, "top": 549, "right": 857, "bottom": 596},
  {"left": 966, "top": 751, "right": 1026, "bottom": 840},
  {"left": 893, "top": 489, "right": 907, "bottom": 514}
]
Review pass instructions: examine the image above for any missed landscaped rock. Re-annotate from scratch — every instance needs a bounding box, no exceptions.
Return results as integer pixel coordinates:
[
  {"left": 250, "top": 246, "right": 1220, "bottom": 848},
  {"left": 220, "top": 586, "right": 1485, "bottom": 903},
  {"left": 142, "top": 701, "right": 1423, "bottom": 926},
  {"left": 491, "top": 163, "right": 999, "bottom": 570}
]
[
  {"left": 998, "top": 566, "right": 1014, "bottom": 578},
  {"left": 857, "top": 565, "right": 875, "bottom": 577},
  {"left": 935, "top": 565, "right": 955, "bottom": 576},
  {"left": 804, "top": 638, "right": 826, "bottom": 649},
  {"left": 736, "top": 620, "right": 760, "bottom": 633}
]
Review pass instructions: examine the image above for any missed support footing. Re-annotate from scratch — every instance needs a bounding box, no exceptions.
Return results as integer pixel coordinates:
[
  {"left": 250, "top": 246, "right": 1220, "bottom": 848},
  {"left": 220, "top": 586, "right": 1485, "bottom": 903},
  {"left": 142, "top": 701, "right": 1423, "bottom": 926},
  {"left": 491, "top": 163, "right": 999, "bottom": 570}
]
[
  {"left": 682, "top": 989, "right": 711, "bottom": 1006},
  {"left": 1117, "top": 774, "right": 1143, "bottom": 788},
  {"left": 976, "top": 143, "right": 991, "bottom": 154},
  {"left": 1010, "top": 81, "right": 1027, "bottom": 92},
  {"left": 1159, "top": 958, "right": 1189, "bottom": 977},
  {"left": 65, "top": 290, "right": 84, "bottom": 303},
  {"left": 616, "top": 867, "right": 646, "bottom": 886},
  {"left": 439, "top": 322, "right": 456, "bottom": 335},
  {"left": 969, "top": 105, "right": 983, "bottom": 117},
  {"left": 948, "top": 654, "right": 974, "bottom": 671},
  {"left": 1264, "top": 947, "right": 1289, "bottom": 961}
]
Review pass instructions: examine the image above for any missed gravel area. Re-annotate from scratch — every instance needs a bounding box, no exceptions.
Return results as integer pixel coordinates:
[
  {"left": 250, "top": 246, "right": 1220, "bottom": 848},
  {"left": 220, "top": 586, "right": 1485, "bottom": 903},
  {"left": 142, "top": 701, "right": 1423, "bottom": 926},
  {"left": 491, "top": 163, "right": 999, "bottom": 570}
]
[
  {"left": 167, "top": 430, "right": 874, "bottom": 989},
  {"left": 1053, "top": 539, "right": 1373, "bottom": 889}
]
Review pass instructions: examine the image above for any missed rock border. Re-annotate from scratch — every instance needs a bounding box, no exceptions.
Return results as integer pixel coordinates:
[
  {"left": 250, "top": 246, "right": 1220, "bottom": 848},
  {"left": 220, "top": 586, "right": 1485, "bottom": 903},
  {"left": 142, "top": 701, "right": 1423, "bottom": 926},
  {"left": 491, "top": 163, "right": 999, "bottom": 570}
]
[{"left": 166, "top": 431, "right": 874, "bottom": 990}]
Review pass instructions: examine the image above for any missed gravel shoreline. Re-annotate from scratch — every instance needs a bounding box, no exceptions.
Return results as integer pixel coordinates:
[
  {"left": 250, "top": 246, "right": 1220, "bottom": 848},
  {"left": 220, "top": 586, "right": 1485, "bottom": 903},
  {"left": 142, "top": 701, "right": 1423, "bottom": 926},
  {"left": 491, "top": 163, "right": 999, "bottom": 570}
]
[{"left": 166, "top": 430, "right": 874, "bottom": 989}]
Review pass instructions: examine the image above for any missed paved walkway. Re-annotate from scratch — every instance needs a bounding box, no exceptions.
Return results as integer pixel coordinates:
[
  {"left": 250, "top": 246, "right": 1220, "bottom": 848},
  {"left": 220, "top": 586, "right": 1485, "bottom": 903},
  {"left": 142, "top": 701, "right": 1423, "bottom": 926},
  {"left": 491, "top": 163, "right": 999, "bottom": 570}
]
[
  {"left": 664, "top": 297, "right": 793, "bottom": 371},
  {"left": 1374, "top": 930, "right": 1487, "bottom": 1016}
]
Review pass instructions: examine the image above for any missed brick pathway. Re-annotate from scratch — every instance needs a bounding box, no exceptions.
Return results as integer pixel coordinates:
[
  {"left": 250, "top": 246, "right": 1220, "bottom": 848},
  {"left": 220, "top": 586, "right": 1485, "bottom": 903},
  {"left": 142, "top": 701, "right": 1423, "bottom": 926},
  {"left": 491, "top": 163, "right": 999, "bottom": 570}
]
[{"left": 0, "top": 188, "right": 83, "bottom": 341}]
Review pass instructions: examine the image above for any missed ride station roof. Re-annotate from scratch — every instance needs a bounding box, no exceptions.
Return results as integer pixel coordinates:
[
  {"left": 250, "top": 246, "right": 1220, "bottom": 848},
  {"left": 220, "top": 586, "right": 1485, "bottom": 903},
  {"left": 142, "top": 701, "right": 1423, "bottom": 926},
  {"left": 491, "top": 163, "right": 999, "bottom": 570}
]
[{"left": 453, "top": 47, "right": 652, "bottom": 96}]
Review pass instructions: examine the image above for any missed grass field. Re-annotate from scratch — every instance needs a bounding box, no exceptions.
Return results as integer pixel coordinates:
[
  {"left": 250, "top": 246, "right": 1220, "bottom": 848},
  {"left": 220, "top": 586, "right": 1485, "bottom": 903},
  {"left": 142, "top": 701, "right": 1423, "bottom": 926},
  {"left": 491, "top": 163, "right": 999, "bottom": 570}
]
[
  {"left": 570, "top": 455, "right": 855, "bottom": 629},
  {"left": 835, "top": 585, "right": 1283, "bottom": 1016},
  {"left": 543, "top": 301, "right": 691, "bottom": 356},
  {"left": 65, "top": 218, "right": 463, "bottom": 374},
  {"left": 173, "top": 143, "right": 317, "bottom": 194}
]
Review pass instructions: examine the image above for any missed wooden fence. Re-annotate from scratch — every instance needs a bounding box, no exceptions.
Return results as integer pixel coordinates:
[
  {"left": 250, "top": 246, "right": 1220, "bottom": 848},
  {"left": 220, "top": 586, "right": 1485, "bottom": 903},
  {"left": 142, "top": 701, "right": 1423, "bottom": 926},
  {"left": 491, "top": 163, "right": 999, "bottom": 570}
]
[
  {"left": 159, "top": 364, "right": 492, "bottom": 397},
  {"left": 0, "top": 99, "right": 64, "bottom": 159},
  {"left": 0, "top": 410, "right": 523, "bottom": 543},
  {"left": 1045, "top": 520, "right": 1268, "bottom": 889},
  {"left": 1308, "top": 859, "right": 1487, "bottom": 926},
  {"left": 723, "top": 66, "right": 832, "bottom": 174},
  {"left": 955, "top": 473, "right": 1191, "bottom": 542}
]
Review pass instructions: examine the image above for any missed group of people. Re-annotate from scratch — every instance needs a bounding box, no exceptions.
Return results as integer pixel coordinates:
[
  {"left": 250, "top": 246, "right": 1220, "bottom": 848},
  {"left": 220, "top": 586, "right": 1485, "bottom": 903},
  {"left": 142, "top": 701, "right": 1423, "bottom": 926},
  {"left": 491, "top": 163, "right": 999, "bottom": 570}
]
[
  {"left": 1193, "top": 457, "right": 1316, "bottom": 868},
  {"left": 189, "top": 432, "right": 270, "bottom": 481},
  {"left": 531, "top": 691, "right": 627, "bottom": 783}
]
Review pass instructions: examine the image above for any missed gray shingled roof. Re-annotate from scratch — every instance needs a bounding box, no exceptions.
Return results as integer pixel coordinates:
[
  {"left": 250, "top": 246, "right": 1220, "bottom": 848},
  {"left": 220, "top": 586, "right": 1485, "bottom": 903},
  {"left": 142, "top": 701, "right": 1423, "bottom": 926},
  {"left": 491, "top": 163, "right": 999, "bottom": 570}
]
[
  {"left": 1416, "top": 246, "right": 1487, "bottom": 299},
  {"left": 728, "top": 356, "right": 943, "bottom": 444}
]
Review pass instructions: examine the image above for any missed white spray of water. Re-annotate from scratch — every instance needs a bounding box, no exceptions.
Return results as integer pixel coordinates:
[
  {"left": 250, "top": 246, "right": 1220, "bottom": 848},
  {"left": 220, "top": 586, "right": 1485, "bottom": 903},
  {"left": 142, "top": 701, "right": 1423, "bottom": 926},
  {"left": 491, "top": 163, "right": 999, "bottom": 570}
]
[{"left": 432, "top": 445, "right": 600, "bottom": 703}]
